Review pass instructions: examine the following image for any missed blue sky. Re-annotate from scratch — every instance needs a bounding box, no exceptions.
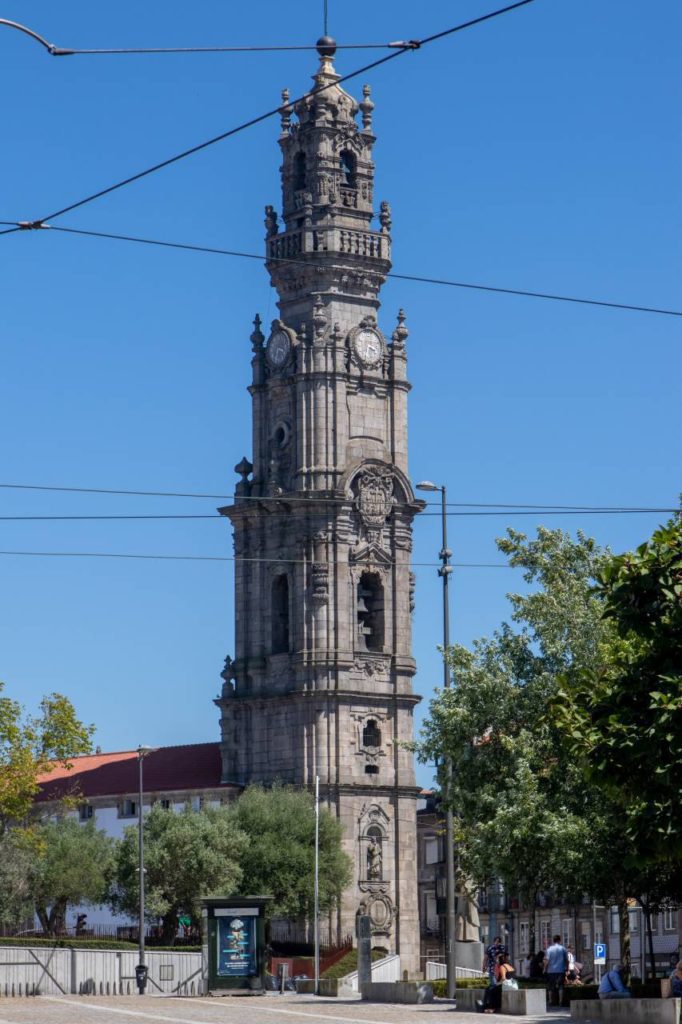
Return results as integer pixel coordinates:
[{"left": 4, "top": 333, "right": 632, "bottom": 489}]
[{"left": 1, "top": 0, "right": 680, "bottom": 788}]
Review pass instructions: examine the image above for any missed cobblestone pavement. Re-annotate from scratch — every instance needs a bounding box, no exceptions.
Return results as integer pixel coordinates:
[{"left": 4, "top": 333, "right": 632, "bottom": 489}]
[{"left": 0, "top": 993, "right": 572, "bottom": 1024}]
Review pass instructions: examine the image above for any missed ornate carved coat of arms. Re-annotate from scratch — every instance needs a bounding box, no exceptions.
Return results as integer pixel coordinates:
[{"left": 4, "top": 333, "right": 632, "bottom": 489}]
[{"left": 356, "top": 466, "right": 394, "bottom": 542}]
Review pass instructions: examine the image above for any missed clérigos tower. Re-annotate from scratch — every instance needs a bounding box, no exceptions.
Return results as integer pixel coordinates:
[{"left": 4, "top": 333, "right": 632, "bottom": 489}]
[{"left": 217, "top": 37, "right": 422, "bottom": 968}]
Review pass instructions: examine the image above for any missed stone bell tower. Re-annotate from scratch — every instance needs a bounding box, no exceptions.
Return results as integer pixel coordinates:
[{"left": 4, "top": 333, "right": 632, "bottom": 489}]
[{"left": 217, "top": 37, "right": 422, "bottom": 971}]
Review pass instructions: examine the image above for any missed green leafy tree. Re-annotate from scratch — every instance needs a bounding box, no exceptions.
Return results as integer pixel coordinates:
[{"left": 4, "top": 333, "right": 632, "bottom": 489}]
[
  {"left": 230, "top": 784, "right": 352, "bottom": 920},
  {"left": 112, "top": 805, "right": 247, "bottom": 944},
  {"left": 554, "top": 514, "right": 682, "bottom": 864},
  {"left": 0, "top": 832, "right": 34, "bottom": 926},
  {"left": 28, "top": 818, "right": 116, "bottom": 935},
  {"left": 0, "top": 682, "right": 94, "bottom": 834},
  {"left": 415, "top": 527, "right": 664, "bottom": 975}
]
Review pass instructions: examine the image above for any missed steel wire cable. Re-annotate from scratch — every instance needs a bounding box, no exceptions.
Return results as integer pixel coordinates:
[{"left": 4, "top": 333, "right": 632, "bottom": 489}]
[
  {"left": 0, "top": 482, "right": 676, "bottom": 513},
  {"left": 21, "top": 224, "right": 679, "bottom": 319},
  {"left": 4, "top": 2, "right": 535, "bottom": 226}
]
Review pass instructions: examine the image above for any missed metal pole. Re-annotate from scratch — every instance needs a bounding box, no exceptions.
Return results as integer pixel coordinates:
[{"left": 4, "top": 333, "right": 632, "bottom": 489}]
[
  {"left": 138, "top": 748, "right": 145, "bottom": 992},
  {"left": 314, "top": 775, "right": 320, "bottom": 994},
  {"left": 439, "top": 486, "right": 457, "bottom": 1001}
]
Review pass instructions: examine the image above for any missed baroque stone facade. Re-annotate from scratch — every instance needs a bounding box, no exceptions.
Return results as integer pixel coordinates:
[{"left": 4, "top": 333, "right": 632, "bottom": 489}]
[{"left": 216, "top": 38, "right": 423, "bottom": 972}]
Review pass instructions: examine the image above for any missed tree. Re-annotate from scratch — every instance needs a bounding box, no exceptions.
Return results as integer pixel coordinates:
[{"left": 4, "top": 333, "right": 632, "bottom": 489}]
[
  {"left": 28, "top": 818, "right": 116, "bottom": 935},
  {"left": 0, "top": 682, "right": 94, "bottom": 834},
  {"left": 230, "top": 784, "right": 352, "bottom": 920},
  {"left": 554, "top": 513, "right": 682, "bottom": 864},
  {"left": 112, "top": 805, "right": 247, "bottom": 944},
  {"left": 0, "top": 832, "right": 34, "bottom": 927},
  {"left": 415, "top": 527, "right": 662, "bottom": 976}
]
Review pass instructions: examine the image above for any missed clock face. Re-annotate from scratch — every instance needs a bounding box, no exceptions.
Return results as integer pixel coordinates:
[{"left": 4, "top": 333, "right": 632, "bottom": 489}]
[
  {"left": 267, "top": 329, "right": 291, "bottom": 367},
  {"left": 354, "top": 328, "right": 382, "bottom": 367}
]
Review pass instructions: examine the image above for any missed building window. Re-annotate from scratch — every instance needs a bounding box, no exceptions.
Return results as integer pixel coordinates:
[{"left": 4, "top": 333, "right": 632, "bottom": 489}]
[
  {"left": 561, "top": 918, "right": 572, "bottom": 948},
  {"left": 191, "top": 795, "right": 204, "bottom": 812},
  {"left": 580, "top": 921, "right": 591, "bottom": 951},
  {"left": 78, "top": 804, "right": 93, "bottom": 822},
  {"left": 609, "top": 906, "right": 620, "bottom": 934},
  {"left": 424, "top": 837, "right": 439, "bottom": 865},
  {"left": 293, "top": 152, "right": 306, "bottom": 191},
  {"left": 519, "top": 921, "right": 530, "bottom": 954},
  {"left": 628, "top": 908, "right": 639, "bottom": 933},
  {"left": 339, "top": 150, "right": 357, "bottom": 189},
  {"left": 357, "top": 572, "right": 384, "bottom": 652},
  {"left": 272, "top": 574, "right": 290, "bottom": 654},
  {"left": 119, "top": 799, "right": 137, "bottom": 818},
  {"left": 540, "top": 920, "right": 551, "bottom": 949},
  {"left": 364, "top": 764, "right": 379, "bottom": 775},
  {"left": 662, "top": 908, "right": 677, "bottom": 932},
  {"left": 160, "top": 799, "right": 172, "bottom": 811},
  {"left": 425, "top": 893, "right": 438, "bottom": 932}
]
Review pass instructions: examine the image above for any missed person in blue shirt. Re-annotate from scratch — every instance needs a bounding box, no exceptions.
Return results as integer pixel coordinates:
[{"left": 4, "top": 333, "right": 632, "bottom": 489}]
[
  {"left": 543, "top": 935, "right": 569, "bottom": 1006},
  {"left": 669, "top": 962, "right": 682, "bottom": 998},
  {"left": 598, "top": 965, "right": 631, "bottom": 999}
]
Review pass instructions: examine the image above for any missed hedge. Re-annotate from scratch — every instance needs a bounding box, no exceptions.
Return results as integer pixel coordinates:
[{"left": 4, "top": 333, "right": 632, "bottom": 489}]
[{"left": 0, "top": 936, "right": 200, "bottom": 952}]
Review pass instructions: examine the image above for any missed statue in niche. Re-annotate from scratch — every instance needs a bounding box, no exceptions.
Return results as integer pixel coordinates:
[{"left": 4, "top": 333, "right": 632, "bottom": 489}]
[{"left": 366, "top": 836, "right": 382, "bottom": 881}]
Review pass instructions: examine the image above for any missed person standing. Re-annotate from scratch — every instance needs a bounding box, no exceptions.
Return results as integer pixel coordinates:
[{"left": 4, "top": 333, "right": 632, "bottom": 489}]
[
  {"left": 598, "top": 964, "right": 631, "bottom": 999},
  {"left": 483, "top": 936, "right": 508, "bottom": 982},
  {"left": 544, "top": 934, "right": 569, "bottom": 1006},
  {"left": 668, "top": 962, "right": 682, "bottom": 998}
]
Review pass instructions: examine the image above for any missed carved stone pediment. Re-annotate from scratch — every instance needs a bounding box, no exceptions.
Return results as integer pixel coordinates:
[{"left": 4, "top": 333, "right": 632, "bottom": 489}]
[{"left": 350, "top": 542, "right": 391, "bottom": 568}]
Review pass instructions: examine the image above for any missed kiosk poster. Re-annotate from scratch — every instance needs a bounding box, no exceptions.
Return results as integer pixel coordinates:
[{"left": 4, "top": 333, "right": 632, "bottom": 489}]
[{"left": 217, "top": 915, "right": 257, "bottom": 977}]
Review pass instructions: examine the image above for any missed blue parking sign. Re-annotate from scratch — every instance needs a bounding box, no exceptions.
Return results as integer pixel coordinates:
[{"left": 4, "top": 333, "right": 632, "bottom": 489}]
[{"left": 594, "top": 943, "right": 606, "bottom": 965}]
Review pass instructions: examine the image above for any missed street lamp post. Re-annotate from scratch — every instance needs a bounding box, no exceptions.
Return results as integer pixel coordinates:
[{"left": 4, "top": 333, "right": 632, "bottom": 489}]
[
  {"left": 136, "top": 746, "right": 154, "bottom": 995},
  {"left": 417, "top": 481, "right": 457, "bottom": 1000}
]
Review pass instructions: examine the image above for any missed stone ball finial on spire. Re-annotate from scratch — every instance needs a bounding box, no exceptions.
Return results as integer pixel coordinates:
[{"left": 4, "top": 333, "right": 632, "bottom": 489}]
[{"left": 316, "top": 35, "right": 337, "bottom": 58}]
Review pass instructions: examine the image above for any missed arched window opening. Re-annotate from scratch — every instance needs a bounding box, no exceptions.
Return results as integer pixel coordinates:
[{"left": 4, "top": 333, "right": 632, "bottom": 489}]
[
  {"left": 339, "top": 150, "right": 357, "bottom": 188},
  {"left": 293, "top": 152, "right": 306, "bottom": 192},
  {"left": 272, "top": 574, "right": 290, "bottom": 654},
  {"left": 365, "top": 764, "right": 379, "bottom": 775},
  {"left": 366, "top": 825, "right": 383, "bottom": 879},
  {"left": 357, "top": 572, "right": 384, "bottom": 652},
  {"left": 363, "top": 719, "right": 381, "bottom": 748}
]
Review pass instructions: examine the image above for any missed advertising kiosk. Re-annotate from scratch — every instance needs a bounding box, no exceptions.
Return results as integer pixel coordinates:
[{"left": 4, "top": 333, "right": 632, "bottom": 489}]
[{"left": 201, "top": 896, "right": 271, "bottom": 995}]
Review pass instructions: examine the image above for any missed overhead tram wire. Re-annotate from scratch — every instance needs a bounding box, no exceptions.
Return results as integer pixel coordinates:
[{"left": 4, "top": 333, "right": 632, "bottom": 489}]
[
  {"left": 0, "top": 548, "right": 508, "bottom": 569},
  {"left": 5, "top": 2, "right": 536, "bottom": 227},
  {"left": 0, "top": 482, "right": 677, "bottom": 514},
  {"left": 0, "top": 17, "right": 420, "bottom": 55},
  {"left": 0, "top": 508, "right": 677, "bottom": 521},
  {"left": 26, "top": 224, "right": 682, "bottom": 320}
]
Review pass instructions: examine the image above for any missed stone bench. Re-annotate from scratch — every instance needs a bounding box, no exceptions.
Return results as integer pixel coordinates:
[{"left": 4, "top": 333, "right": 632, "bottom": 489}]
[
  {"left": 571, "top": 997, "right": 682, "bottom": 1022},
  {"left": 361, "top": 981, "right": 433, "bottom": 1004},
  {"left": 453, "top": 986, "right": 546, "bottom": 1015}
]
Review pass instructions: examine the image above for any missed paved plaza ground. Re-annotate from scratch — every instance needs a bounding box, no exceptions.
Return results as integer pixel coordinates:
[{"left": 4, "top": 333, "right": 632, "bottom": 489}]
[{"left": 0, "top": 993, "right": 571, "bottom": 1024}]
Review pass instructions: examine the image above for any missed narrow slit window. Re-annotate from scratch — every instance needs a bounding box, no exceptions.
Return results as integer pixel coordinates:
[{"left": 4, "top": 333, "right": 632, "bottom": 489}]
[
  {"left": 293, "top": 152, "right": 306, "bottom": 192},
  {"left": 272, "top": 574, "right": 290, "bottom": 654}
]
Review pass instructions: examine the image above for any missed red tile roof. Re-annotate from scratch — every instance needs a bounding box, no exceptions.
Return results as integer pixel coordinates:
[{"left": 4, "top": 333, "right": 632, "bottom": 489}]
[{"left": 36, "top": 742, "right": 232, "bottom": 802}]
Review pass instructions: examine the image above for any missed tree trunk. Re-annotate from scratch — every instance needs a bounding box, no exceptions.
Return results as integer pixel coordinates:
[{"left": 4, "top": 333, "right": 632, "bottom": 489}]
[
  {"left": 35, "top": 905, "right": 49, "bottom": 934},
  {"left": 161, "top": 910, "right": 178, "bottom": 946},
  {"left": 640, "top": 901, "right": 656, "bottom": 981},
  {"left": 617, "top": 899, "right": 631, "bottom": 983}
]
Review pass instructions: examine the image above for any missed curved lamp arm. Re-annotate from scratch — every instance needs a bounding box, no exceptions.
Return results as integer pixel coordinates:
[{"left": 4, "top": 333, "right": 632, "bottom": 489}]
[{"left": 0, "top": 18, "right": 73, "bottom": 56}]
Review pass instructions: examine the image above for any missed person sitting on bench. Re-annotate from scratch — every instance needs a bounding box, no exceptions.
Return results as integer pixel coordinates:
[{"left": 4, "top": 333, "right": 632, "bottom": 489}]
[{"left": 598, "top": 964, "right": 631, "bottom": 999}]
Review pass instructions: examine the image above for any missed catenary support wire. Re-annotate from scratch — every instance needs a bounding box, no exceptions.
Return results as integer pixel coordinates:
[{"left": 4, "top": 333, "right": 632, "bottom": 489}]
[
  {"left": 23, "top": 224, "right": 681, "bottom": 319},
  {"left": 10, "top": 2, "right": 535, "bottom": 225}
]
